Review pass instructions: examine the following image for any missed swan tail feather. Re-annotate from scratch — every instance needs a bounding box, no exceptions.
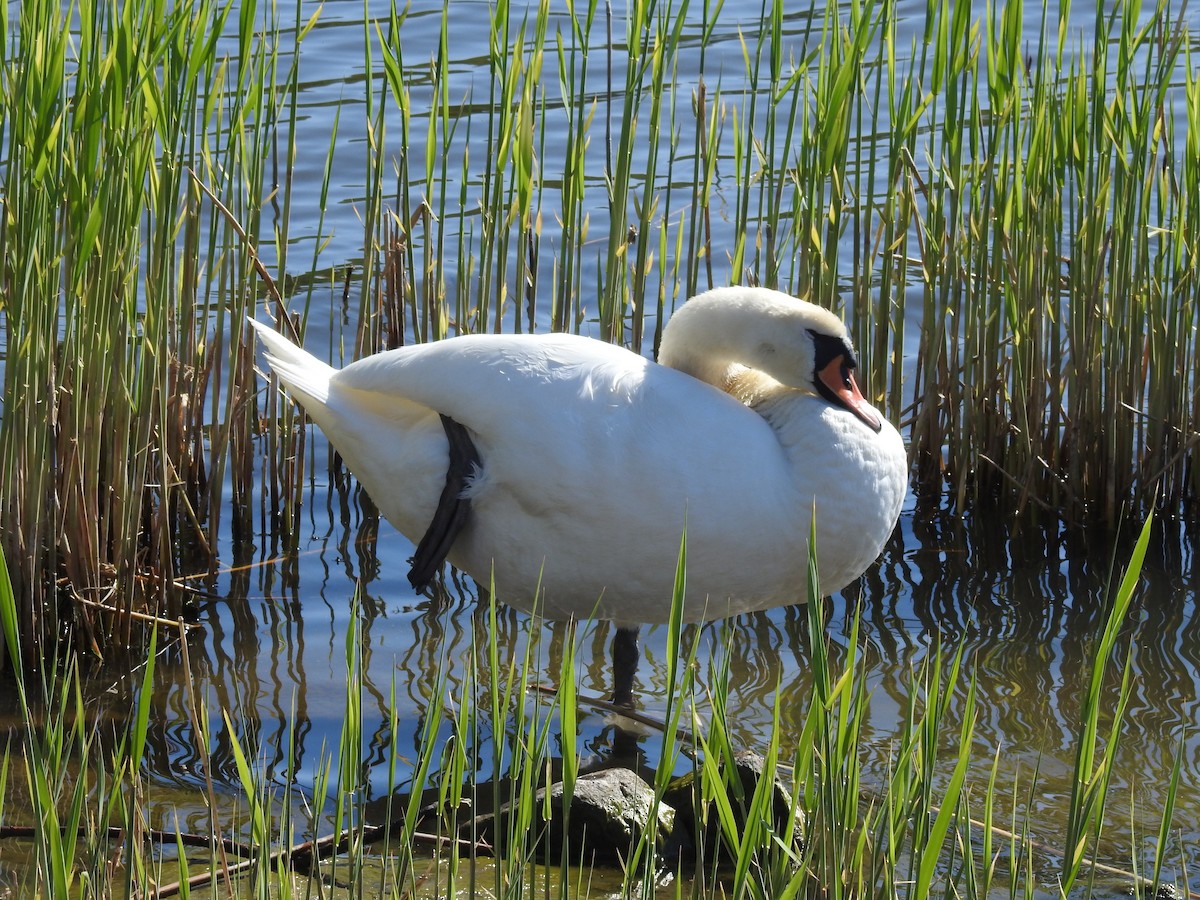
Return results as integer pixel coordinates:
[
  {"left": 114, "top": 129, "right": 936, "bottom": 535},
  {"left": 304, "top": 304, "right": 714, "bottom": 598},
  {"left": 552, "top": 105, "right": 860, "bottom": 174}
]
[{"left": 246, "top": 317, "right": 335, "bottom": 407}]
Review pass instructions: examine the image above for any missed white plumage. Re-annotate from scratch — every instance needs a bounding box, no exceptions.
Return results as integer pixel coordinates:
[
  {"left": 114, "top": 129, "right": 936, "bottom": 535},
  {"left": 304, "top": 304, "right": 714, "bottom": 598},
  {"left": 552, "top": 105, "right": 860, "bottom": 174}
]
[{"left": 249, "top": 286, "right": 907, "bottom": 628}]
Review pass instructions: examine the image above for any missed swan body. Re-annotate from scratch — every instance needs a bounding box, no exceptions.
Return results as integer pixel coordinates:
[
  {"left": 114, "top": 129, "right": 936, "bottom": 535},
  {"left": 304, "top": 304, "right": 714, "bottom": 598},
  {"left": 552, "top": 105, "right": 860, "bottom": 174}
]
[{"left": 250, "top": 287, "right": 907, "bottom": 627}]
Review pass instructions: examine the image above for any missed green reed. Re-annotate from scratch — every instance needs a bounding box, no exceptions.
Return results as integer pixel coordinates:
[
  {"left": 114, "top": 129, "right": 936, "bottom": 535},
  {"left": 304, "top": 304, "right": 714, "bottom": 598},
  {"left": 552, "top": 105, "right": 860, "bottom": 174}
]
[
  {"left": 904, "top": 0, "right": 1196, "bottom": 521},
  {"left": 0, "top": 0, "right": 322, "bottom": 666}
]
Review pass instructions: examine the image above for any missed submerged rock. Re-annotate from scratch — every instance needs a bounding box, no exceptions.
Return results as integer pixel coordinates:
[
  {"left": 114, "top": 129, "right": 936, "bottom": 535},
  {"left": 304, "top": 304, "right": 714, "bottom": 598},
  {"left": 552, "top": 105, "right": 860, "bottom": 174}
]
[
  {"left": 451, "top": 750, "right": 803, "bottom": 868},
  {"left": 545, "top": 768, "right": 675, "bottom": 863},
  {"left": 663, "top": 750, "right": 805, "bottom": 862},
  {"left": 470, "top": 767, "right": 675, "bottom": 865}
]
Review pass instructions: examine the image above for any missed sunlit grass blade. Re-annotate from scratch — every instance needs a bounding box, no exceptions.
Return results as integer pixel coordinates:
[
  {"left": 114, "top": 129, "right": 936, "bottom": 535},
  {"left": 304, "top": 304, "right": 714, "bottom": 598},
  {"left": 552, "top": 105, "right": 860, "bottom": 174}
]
[{"left": 1062, "top": 513, "right": 1152, "bottom": 890}]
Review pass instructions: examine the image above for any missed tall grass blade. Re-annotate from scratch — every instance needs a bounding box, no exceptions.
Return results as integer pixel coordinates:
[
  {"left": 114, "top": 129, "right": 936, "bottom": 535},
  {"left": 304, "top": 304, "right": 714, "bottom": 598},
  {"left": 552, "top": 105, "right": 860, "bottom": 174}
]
[{"left": 1062, "top": 513, "right": 1152, "bottom": 890}]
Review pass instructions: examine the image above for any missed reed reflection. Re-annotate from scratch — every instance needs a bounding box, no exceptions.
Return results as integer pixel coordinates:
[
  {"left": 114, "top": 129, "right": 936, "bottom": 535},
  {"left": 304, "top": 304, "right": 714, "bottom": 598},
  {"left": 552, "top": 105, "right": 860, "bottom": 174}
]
[{"left": 859, "top": 499, "right": 1200, "bottom": 851}]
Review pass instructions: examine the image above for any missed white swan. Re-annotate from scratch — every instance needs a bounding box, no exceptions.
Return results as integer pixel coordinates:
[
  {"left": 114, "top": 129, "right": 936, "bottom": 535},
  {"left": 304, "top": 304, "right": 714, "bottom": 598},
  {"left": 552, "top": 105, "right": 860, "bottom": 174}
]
[{"left": 250, "top": 287, "right": 907, "bottom": 699}]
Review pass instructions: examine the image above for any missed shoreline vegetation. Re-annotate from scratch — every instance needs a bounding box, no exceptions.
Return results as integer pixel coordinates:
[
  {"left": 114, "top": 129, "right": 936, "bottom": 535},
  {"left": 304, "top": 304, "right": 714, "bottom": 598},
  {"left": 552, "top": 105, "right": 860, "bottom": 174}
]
[
  {"left": 3, "top": 517, "right": 1187, "bottom": 898},
  {"left": 0, "top": 0, "right": 1196, "bottom": 894}
]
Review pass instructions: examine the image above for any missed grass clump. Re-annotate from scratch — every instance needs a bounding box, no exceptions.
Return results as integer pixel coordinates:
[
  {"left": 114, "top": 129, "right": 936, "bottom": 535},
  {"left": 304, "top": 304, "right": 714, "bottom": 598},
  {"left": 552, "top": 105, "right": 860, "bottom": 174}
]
[
  {"left": 899, "top": 0, "right": 1199, "bottom": 523},
  {"left": 0, "top": 0, "right": 327, "bottom": 669}
]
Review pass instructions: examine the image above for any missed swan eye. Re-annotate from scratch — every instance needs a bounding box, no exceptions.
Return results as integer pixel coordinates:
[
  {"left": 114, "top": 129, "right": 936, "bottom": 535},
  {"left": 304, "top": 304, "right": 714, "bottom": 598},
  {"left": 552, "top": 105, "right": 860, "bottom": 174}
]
[{"left": 808, "top": 328, "right": 858, "bottom": 375}]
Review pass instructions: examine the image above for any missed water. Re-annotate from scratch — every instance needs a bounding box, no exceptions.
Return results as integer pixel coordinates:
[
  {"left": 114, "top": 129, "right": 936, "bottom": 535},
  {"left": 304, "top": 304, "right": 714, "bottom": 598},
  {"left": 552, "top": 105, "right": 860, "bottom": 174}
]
[{"left": 4, "top": 0, "right": 1199, "bottom": 894}]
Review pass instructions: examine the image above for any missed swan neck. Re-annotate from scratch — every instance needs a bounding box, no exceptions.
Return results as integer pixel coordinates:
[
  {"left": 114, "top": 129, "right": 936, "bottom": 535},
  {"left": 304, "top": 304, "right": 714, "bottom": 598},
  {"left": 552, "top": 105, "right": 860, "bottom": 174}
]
[
  {"left": 658, "top": 303, "right": 749, "bottom": 389},
  {"left": 659, "top": 348, "right": 737, "bottom": 389}
]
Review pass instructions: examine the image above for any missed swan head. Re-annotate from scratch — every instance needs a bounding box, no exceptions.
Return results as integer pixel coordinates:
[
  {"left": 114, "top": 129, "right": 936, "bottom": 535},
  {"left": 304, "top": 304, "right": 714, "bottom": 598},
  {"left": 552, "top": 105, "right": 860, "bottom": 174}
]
[{"left": 659, "top": 286, "right": 882, "bottom": 432}]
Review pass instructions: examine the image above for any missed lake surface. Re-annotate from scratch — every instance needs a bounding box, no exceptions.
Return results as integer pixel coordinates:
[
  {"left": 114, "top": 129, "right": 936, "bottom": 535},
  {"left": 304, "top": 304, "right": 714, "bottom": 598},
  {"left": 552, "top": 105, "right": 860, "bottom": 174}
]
[{"left": 4, "top": 0, "right": 1199, "bottom": 895}]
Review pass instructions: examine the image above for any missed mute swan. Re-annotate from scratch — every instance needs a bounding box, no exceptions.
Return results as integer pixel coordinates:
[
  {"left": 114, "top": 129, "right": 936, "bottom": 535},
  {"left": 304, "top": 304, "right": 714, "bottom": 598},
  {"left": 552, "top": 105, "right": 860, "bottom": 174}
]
[{"left": 249, "top": 287, "right": 907, "bottom": 704}]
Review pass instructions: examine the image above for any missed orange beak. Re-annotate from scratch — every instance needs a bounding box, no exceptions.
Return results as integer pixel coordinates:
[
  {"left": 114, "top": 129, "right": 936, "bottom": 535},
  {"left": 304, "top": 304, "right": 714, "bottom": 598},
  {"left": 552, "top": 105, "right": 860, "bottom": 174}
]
[{"left": 817, "top": 356, "right": 882, "bottom": 432}]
